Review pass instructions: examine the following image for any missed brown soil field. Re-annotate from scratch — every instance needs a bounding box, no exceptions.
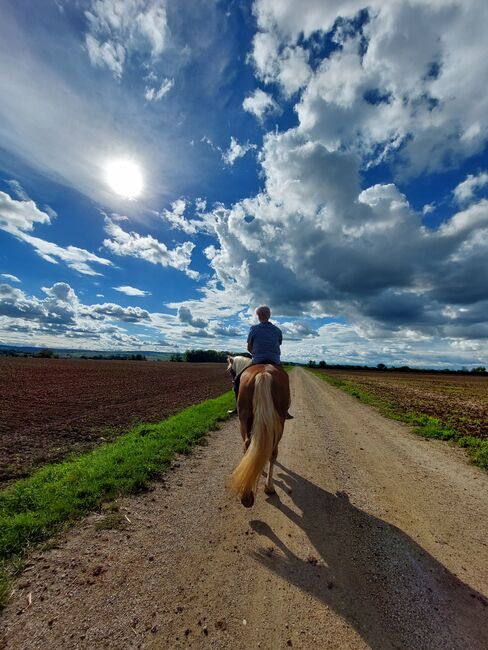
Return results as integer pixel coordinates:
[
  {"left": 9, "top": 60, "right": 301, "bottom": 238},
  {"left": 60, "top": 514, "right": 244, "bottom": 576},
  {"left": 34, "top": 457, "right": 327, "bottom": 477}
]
[
  {"left": 0, "top": 358, "right": 230, "bottom": 486},
  {"left": 318, "top": 369, "right": 488, "bottom": 439}
]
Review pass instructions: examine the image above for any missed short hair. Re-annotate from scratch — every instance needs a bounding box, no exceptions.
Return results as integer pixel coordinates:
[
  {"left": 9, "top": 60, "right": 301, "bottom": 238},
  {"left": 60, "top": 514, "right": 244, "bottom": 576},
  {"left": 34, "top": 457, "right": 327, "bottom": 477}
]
[{"left": 256, "top": 305, "right": 271, "bottom": 320}]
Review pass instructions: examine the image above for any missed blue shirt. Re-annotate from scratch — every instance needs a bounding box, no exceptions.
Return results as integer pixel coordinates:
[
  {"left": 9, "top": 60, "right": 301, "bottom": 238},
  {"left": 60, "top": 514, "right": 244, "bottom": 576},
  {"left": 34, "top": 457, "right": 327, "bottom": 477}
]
[{"left": 247, "top": 321, "right": 283, "bottom": 364}]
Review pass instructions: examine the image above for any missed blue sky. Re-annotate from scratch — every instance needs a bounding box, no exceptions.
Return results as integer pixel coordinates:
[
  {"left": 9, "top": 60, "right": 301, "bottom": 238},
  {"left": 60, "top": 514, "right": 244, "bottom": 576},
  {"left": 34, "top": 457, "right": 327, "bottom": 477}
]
[{"left": 0, "top": 0, "right": 487, "bottom": 367}]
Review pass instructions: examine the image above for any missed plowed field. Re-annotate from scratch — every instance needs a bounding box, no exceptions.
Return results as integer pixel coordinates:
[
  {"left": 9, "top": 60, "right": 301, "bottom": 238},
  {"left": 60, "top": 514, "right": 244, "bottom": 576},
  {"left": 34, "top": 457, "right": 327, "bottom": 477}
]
[
  {"left": 0, "top": 358, "right": 230, "bottom": 486},
  {"left": 316, "top": 369, "right": 487, "bottom": 439}
]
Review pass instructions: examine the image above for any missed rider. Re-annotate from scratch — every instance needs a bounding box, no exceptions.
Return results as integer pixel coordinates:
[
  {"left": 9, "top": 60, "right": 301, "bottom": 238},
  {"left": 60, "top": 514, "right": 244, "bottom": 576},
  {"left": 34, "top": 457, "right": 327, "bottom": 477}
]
[{"left": 229, "top": 305, "right": 293, "bottom": 418}]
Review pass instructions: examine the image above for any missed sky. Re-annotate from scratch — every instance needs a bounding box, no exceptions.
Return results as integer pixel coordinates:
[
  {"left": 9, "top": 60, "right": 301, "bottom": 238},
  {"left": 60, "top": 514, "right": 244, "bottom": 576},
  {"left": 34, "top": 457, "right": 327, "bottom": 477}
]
[{"left": 0, "top": 0, "right": 487, "bottom": 368}]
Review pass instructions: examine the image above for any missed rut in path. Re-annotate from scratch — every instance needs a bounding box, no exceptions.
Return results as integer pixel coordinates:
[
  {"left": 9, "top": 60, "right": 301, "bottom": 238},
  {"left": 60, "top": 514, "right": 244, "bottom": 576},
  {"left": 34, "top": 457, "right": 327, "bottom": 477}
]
[{"left": 2, "top": 368, "right": 488, "bottom": 650}]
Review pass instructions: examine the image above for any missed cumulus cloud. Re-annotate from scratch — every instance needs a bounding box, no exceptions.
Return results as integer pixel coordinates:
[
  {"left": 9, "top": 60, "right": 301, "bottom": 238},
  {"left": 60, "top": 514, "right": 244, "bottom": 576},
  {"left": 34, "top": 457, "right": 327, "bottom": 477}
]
[
  {"left": 84, "top": 0, "right": 168, "bottom": 78},
  {"left": 0, "top": 191, "right": 112, "bottom": 276},
  {"left": 113, "top": 285, "right": 151, "bottom": 296},
  {"left": 0, "top": 282, "right": 152, "bottom": 350},
  {"left": 177, "top": 306, "right": 207, "bottom": 329},
  {"left": 249, "top": 32, "right": 311, "bottom": 97},
  {"left": 280, "top": 321, "right": 319, "bottom": 340},
  {"left": 161, "top": 0, "right": 485, "bottom": 362},
  {"left": 243, "top": 88, "right": 278, "bottom": 121},
  {"left": 103, "top": 216, "right": 199, "bottom": 279},
  {"left": 251, "top": 0, "right": 488, "bottom": 175},
  {"left": 183, "top": 130, "right": 488, "bottom": 348},
  {"left": 453, "top": 172, "right": 488, "bottom": 205},
  {"left": 86, "top": 303, "right": 151, "bottom": 322},
  {"left": 160, "top": 198, "right": 214, "bottom": 236},
  {"left": 222, "top": 137, "right": 257, "bottom": 166}
]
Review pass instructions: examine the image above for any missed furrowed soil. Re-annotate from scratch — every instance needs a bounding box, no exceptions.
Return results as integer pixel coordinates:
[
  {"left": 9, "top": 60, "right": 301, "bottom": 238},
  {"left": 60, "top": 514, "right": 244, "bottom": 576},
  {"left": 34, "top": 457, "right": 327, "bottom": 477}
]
[
  {"left": 316, "top": 369, "right": 488, "bottom": 439},
  {"left": 2, "top": 368, "right": 487, "bottom": 649},
  {"left": 0, "top": 358, "right": 230, "bottom": 486}
]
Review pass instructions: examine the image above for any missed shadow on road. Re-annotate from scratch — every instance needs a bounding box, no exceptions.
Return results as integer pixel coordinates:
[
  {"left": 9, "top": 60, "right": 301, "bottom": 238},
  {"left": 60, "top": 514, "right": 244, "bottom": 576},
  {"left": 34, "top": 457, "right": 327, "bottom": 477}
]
[{"left": 250, "top": 462, "right": 488, "bottom": 650}]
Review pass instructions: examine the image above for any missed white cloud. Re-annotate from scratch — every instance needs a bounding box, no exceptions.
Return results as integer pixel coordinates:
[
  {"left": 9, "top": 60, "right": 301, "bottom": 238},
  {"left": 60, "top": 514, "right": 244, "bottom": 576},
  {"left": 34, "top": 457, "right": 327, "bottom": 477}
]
[
  {"left": 160, "top": 198, "right": 213, "bottom": 235},
  {"left": 0, "top": 190, "right": 51, "bottom": 232},
  {"left": 251, "top": 0, "right": 488, "bottom": 175},
  {"left": 145, "top": 77, "right": 174, "bottom": 101},
  {"left": 103, "top": 216, "right": 199, "bottom": 279},
  {"left": 178, "top": 130, "right": 488, "bottom": 349},
  {"left": 453, "top": 172, "right": 488, "bottom": 205},
  {"left": 249, "top": 32, "right": 311, "bottom": 97},
  {"left": 113, "top": 285, "right": 151, "bottom": 296},
  {"left": 280, "top": 320, "right": 319, "bottom": 340},
  {"left": 5, "top": 179, "right": 29, "bottom": 201},
  {"left": 222, "top": 137, "right": 257, "bottom": 166},
  {"left": 85, "top": 33, "right": 125, "bottom": 78},
  {"left": 0, "top": 282, "right": 151, "bottom": 348},
  {"left": 0, "top": 191, "right": 112, "bottom": 276},
  {"left": 86, "top": 303, "right": 151, "bottom": 323},
  {"left": 1, "top": 273, "right": 21, "bottom": 283},
  {"left": 177, "top": 305, "right": 207, "bottom": 329},
  {"left": 84, "top": 0, "right": 168, "bottom": 78},
  {"left": 243, "top": 88, "right": 278, "bottom": 121}
]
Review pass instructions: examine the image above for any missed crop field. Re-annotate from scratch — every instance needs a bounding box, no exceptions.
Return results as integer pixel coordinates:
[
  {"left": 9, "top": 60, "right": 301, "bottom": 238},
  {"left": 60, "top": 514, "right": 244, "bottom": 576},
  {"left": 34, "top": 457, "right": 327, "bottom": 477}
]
[
  {"left": 0, "top": 358, "right": 230, "bottom": 486},
  {"left": 314, "top": 369, "right": 487, "bottom": 440}
]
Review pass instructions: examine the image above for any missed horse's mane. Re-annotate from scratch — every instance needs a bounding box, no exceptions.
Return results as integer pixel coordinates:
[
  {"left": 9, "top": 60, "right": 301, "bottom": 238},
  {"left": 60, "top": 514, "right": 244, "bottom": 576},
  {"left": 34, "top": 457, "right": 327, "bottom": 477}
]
[{"left": 228, "top": 355, "right": 252, "bottom": 376}]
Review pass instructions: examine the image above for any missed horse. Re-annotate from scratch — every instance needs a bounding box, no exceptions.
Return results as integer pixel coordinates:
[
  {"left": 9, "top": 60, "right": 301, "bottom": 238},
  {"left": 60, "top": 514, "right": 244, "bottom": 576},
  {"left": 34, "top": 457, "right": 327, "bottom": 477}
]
[{"left": 226, "top": 357, "right": 291, "bottom": 508}]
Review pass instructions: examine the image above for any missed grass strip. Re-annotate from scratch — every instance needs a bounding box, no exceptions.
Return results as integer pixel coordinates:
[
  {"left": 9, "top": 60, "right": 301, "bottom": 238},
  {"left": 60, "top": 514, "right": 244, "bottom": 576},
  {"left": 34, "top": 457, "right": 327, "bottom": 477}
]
[
  {"left": 0, "top": 391, "right": 234, "bottom": 605},
  {"left": 309, "top": 370, "right": 488, "bottom": 471}
]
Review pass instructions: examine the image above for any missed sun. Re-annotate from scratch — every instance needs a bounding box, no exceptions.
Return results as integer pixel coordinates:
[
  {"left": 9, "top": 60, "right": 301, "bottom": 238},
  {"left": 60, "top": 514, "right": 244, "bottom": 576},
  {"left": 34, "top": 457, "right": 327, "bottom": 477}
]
[{"left": 105, "top": 159, "right": 144, "bottom": 199}]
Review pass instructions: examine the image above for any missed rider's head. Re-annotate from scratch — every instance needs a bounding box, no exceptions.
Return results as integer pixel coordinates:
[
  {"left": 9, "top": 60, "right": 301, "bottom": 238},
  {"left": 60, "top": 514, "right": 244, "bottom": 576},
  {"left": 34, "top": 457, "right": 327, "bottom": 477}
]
[{"left": 256, "top": 305, "right": 271, "bottom": 323}]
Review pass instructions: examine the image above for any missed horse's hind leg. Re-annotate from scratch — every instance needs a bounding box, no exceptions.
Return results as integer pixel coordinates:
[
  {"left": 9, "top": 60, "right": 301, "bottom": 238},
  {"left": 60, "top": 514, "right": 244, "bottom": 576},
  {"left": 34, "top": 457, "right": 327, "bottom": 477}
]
[{"left": 264, "top": 446, "right": 278, "bottom": 495}]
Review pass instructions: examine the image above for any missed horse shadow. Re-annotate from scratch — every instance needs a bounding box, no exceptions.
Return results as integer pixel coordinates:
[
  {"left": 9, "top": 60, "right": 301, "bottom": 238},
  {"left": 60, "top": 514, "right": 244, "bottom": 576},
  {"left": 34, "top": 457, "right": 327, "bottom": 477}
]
[{"left": 250, "top": 462, "right": 488, "bottom": 650}]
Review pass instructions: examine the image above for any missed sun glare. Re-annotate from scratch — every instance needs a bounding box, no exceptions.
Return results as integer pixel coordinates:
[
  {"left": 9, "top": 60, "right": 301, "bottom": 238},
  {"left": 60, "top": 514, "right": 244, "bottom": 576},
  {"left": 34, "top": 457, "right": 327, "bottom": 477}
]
[{"left": 105, "top": 159, "right": 144, "bottom": 199}]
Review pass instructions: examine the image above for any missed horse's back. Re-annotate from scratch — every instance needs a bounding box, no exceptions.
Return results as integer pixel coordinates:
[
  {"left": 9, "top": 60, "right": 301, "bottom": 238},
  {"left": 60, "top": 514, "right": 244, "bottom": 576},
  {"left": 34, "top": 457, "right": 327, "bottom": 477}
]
[{"left": 239, "top": 364, "right": 290, "bottom": 418}]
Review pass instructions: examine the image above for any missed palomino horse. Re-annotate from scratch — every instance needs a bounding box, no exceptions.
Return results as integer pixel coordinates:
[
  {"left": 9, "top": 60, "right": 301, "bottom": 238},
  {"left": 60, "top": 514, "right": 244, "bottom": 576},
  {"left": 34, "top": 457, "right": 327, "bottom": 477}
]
[{"left": 227, "top": 357, "right": 291, "bottom": 508}]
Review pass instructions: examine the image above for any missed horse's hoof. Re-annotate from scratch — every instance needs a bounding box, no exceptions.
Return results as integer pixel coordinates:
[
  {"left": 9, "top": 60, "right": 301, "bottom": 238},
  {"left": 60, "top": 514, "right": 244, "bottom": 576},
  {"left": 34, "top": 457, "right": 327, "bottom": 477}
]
[
  {"left": 241, "top": 492, "right": 254, "bottom": 508},
  {"left": 264, "top": 485, "right": 276, "bottom": 495}
]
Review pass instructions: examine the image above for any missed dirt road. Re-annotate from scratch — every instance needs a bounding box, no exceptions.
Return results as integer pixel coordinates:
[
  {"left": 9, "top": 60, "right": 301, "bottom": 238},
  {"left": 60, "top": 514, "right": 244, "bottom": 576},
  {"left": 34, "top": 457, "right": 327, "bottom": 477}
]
[{"left": 2, "top": 368, "right": 488, "bottom": 649}]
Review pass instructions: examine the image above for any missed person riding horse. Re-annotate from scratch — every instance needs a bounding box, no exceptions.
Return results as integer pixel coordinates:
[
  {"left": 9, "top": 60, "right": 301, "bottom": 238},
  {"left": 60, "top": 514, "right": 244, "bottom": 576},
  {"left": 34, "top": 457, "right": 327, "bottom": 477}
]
[{"left": 228, "top": 305, "right": 293, "bottom": 419}]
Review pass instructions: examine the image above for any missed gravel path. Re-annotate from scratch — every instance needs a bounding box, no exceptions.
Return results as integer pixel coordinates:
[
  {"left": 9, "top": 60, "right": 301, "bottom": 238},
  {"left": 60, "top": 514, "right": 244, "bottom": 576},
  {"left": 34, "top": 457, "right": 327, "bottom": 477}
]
[{"left": 2, "top": 368, "right": 487, "bottom": 649}]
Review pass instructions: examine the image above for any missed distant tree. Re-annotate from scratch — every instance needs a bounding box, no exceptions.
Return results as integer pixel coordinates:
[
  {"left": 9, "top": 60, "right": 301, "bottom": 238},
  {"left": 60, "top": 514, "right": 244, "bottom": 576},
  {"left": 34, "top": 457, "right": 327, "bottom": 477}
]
[
  {"left": 318, "top": 360, "right": 327, "bottom": 368},
  {"left": 184, "top": 349, "right": 229, "bottom": 363},
  {"left": 377, "top": 363, "right": 387, "bottom": 371},
  {"left": 471, "top": 366, "right": 486, "bottom": 374},
  {"left": 307, "top": 360, "right": 317, "bottom": 368},
  {"left": 170, "top": 352, "right": 183, "bottom": 362},
  {"left": 37, "top": 348, "right": 54, "bottom": 358}
]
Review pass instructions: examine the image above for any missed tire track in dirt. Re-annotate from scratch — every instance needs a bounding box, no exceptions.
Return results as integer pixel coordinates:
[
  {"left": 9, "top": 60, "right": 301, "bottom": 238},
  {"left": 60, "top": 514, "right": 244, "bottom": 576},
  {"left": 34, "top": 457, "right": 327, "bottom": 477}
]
[{"left": 2, "top": 368, "right": 487, "bottom": 649}]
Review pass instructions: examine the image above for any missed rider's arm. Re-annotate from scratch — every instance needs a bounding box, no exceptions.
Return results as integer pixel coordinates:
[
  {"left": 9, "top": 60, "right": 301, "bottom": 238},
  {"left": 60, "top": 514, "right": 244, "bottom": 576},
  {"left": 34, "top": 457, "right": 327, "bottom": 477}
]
[{"left": 247, "top": 326, "right": 254, "bottom": 354}]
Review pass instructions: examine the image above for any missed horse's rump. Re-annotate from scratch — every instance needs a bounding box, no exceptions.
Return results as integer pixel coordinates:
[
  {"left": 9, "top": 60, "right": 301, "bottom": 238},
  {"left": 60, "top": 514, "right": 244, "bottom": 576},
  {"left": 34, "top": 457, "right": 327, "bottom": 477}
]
[{"left": 237, "top": 364, "right": 290, "bottom": 421}]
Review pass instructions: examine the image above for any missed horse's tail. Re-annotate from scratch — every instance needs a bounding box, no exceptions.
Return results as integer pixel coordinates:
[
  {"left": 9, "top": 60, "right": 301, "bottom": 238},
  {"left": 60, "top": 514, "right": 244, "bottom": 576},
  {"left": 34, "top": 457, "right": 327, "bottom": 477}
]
[{"left": 228, "top": 371, "right": 281, "bottom": 507}]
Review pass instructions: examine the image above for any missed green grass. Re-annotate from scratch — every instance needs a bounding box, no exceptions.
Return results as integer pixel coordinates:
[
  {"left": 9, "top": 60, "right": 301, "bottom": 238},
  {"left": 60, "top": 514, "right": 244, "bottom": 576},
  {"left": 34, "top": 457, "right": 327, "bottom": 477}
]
[
  {"left": 0, "top": 391, "right": 234, "bottom": 606},
  {"left": 309, "top": 370, "right": 488, "bottom": 471}
]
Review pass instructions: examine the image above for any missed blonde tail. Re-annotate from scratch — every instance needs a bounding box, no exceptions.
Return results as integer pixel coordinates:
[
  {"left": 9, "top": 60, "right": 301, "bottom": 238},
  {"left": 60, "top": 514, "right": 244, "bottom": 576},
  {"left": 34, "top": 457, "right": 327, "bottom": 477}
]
[{"left": 229, "top": 372, "right": 281, "bottom": 507}]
